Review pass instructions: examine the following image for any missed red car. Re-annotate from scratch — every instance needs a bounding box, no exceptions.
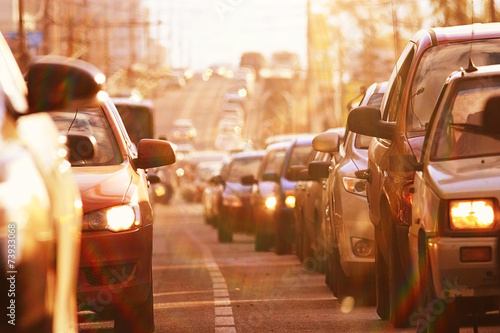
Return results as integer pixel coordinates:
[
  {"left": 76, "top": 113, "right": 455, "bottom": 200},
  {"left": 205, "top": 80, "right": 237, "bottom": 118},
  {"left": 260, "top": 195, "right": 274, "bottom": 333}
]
[{"left": 26, "top": 56, "right": 176, "bottom": 333}]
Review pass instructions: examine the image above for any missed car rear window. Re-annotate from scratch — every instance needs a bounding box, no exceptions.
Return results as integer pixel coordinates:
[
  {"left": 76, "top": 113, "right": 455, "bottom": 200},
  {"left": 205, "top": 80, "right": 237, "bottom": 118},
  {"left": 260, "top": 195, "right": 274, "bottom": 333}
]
[
  {"left": 431, "top": 76, "right": 500, "bottom": 160},
  {"left": 227, "top": 157, "right": 263, "bottom": 183}
]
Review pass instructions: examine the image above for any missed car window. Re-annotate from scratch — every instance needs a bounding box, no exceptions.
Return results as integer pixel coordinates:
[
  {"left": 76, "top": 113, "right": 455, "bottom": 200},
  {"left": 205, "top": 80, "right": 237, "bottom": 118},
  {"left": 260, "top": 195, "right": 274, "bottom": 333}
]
[
  {"left": 287, "top": 145, "right": 313, "bottom": 168},
  {"left": 407, "top": 39, "right": 500, "bottom": 133},
  {"left": 431, "top": 77, "right": 500, "bottom": 160},
  {"left": 261, "top": 149, "right": 286, "bottom": 177},
  {"left": 49, "top": 107, "right": 123, "bottom": 166},
  {"left": 115, "top": 104, "right": 153, "bottom": 145},
  {"left": 227, "top": 157, "right": 263, "bottom": 182},
  {"left": 384, "top": 42, "right": 415, "bottom": 122}
]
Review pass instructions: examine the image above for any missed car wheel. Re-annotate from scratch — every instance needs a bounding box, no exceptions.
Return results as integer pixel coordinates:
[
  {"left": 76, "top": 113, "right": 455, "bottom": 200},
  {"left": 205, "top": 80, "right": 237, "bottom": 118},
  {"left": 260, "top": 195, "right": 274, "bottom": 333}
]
[
  {"left": 218, "top": 214, "right": 233, "bottom": 243},
  {"left": 325, "top": 254, "right": 335, "bottom": 294},
  {"left": 388, "top": 227, "right": 413, "bottom": 328},
  {"left": 275, "top": 217, "right": 293, "bottom": 255},
  {"left": 416, "top": 245, "right": 459, "bottom": 333},
  {"left": 332, "top": 243, "right": 349, "bottom": 301},
  {"left": 254, "top": 230, "right": 272, "bottom": 251},
  {"left": 375, "top": 240, "right": 389, "bottom": 320},
  {"left": 114, "top": 284, "right": 154, "bottom": 333}
]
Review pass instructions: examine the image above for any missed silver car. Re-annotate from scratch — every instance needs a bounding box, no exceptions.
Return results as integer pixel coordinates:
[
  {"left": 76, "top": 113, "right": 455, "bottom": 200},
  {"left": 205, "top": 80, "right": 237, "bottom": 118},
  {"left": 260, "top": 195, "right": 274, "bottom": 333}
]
[{"left": 312, "top": 81, "right": 387, "bottom": 305}]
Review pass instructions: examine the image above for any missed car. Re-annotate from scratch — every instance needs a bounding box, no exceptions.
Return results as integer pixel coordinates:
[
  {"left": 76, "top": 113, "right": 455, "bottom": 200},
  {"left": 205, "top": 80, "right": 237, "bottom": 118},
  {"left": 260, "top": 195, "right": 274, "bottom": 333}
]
[
  {"left": 311, "top": 81, "right": 387, "bottom": 304},
  {"left": 292, "top": 127, "right": 345, "bottom": 272},
  {"left": 292, "top": 148, "right": 331, "bottom": 271},
  {"left": 222, "top": 86, "right": 248, "bottom": 108},
  {"left": 244, "top": 135, "right": 315, "bottom": 254},
  {"left": 164, "top": 73, "right": 186, "bottom": 89},
  {"left": 346, "top": 23, "right": 500, "bottom": 327},
  {"left": 169, "top": 118, "right": 197, "bottom": 142},
  {"left": 27, "top": 56, "right": 176, "bottom": 333},
  {"left": 216, "top": 150, "right": 266, "bottom": 242},
  {"left": 218, "top": 103, "right": 245, "bottom": 122},
  {"left": 0, "top": 33, "right": 82, "bottom": 333},
  {"left": 394, "top": 64, "right": 500, "bottom": 332},
  {"left": 239, "top": 51, "right": 266, "bottom": 79}
]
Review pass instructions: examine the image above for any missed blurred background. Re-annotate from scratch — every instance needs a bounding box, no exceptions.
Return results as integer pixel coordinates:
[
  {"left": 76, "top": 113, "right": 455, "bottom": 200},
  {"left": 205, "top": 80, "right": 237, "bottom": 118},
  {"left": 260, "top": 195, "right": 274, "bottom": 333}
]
[{"left": 1, "top": 0, "right": 498, "bottom": 133}]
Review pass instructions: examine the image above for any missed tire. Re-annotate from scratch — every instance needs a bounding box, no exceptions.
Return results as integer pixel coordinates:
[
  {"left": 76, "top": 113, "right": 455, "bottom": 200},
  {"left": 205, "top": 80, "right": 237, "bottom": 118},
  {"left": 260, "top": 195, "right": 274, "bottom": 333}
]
[
  {"left": 218, "top": 214, "right": 233, "bottom": 243},
  {"left": 387, "top": 228, "right": 414, "bottom": 328},
  {"left": 114, "top": 284, "right": 154, "bottom": 333},
  {"left": 325, "top": 254, "right": 335, "bottom": 294},
  {"left": 275, "top": 216, "right": 293, "bottom": 255},
  {"left": 375, "top": 240, "right": 389, "bottom": 320},
  {"left": 332, "top": 244, "right": 349, "bottom": 301},
  {"left": 254, "top": 230, "right": 272, "bottom": 252},
  {"left": 416, "top": 247, "right": 459, "bottom": 333}
]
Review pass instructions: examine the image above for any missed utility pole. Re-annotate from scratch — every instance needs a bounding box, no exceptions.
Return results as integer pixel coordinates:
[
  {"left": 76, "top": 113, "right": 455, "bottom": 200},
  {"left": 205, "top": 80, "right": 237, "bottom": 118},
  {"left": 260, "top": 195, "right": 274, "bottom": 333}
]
[{"left": 17, "top": 0, "right": 30, "bottom": 71}]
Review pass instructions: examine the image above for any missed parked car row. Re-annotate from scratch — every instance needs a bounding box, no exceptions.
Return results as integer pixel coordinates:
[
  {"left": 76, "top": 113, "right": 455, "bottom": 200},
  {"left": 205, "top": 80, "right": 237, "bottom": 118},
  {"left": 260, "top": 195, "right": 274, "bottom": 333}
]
[
  {"left": 204, "top": 22, "right": 500, "bottom": 333},
  {"left": 344, "top": 23, "right": 500, "bottom": 332},
  {"left": 0, "top": 30, "right": 177, "bottom": 332}
]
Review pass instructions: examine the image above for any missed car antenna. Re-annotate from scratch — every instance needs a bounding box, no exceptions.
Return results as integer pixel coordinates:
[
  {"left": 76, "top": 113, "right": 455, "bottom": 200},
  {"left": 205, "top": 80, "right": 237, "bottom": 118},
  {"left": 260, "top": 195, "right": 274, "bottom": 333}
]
[{"left": 465, "top": 0, "right": 478, "bottom": 73}]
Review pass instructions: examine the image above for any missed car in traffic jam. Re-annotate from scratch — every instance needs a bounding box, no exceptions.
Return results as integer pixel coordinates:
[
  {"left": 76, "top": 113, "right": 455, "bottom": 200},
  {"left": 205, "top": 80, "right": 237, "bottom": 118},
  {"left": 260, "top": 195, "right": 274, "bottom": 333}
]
[{"left": 5, "top": 1, "right": 500, "bottom": 330}]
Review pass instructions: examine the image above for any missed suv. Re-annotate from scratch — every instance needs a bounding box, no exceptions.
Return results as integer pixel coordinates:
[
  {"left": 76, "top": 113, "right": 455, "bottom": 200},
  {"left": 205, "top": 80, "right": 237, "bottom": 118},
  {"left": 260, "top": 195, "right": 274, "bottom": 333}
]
[
  {"left": 347, "top": 23, "right": 500, "bottom": 327},
  {"left": 246, "top": 135, "right": 315, "bottom": 254},
  {"left": 407, "top": 65, "right": 500, "bottom": 332}
]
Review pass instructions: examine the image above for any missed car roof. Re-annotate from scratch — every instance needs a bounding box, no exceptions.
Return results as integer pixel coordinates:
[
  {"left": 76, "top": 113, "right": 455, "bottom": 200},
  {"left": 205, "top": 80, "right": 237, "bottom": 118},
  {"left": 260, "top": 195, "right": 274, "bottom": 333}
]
[
  {"left": 230, "top": 150, "right": 266, "bottom": 159},
  {"left": 266, "top": 134, "right": 315, "bottom": 151}
]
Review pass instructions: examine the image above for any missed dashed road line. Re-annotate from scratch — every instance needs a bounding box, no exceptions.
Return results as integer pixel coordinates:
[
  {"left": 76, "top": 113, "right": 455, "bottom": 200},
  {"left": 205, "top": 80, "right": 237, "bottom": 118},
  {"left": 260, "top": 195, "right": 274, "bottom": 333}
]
[{"left": 188, "top": 232, "right": 236, "bottom": 333}]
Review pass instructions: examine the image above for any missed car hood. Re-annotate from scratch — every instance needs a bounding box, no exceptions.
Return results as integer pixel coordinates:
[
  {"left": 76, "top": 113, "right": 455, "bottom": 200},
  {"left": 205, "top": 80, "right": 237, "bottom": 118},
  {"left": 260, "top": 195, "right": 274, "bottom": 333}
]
[
  {"left": 71, "top": 165, "right": 133, "bottom": 213},
  {"left": 426, "top": 155, "right": 500, "bottom": 200}
]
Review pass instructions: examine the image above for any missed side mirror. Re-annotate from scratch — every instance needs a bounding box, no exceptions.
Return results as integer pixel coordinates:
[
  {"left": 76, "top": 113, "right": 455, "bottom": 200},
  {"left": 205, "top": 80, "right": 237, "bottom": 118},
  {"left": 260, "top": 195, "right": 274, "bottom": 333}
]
[
  {"left": 26, "top": 55, "right": 104, "bottom": 112},
  {"left": 347, "top": 106, "right": 395, "bottom": 140},
  {"left": 210, "top": 175, "right": 225, "bottom": 186},
  {"left": 262, "top": 172, "right": 280, "bottom": 182},
  {"left": 135, "top": 139, "right": 176, "bottom": 169},
  {"left": 313, "top": 131, "right": 339, "bottom": 153},
  {"left": 66, "top": 133, "right": 96, "bottom": 164},
  {"left": 241, "top": 174, "right": 257, "bottom": 186},
  {"left": 286, "top": 165, "right": 306, "bottom": 181},
  {"left": 389, "top": 155, "right": 422, "bottom": 173},
  {"left": 297, "top": 168, "right": 312, "bottom": 181},
  {"left": 308, "top": 161, "right": 331, "bottom": 179}
]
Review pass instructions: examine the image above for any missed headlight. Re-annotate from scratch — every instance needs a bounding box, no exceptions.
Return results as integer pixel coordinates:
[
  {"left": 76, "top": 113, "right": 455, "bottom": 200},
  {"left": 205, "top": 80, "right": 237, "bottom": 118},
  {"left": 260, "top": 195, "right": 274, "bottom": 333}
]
[
  {"left": 223, "top": 194, "right": 242, "bottom": 207},
  {"left": 342, "top": 177, "right": 366, "bottom": 196},
  {"left": 284, "top": 189, "right": 295, "bottom": 208},
  {"left": 83, "top": 205, "right": 139, "bottom": 232},
  {"left": 265, "top": 196, "right": 277, "bottom": 210},
  {"left": 449, "top": 199, "right": 495, "bottom": 230}
]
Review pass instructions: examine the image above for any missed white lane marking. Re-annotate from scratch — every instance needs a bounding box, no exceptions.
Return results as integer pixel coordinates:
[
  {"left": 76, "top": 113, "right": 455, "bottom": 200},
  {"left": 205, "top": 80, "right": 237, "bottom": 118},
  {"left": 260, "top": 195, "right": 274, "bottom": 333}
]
[{"left": 187, "top": 231, "right": 236, "bottom": 332}]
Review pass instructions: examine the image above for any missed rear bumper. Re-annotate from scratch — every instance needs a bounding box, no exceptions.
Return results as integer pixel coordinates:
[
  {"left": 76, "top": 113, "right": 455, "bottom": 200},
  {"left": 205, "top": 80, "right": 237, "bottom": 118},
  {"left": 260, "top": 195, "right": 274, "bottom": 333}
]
[{"left": 77, "top": 224, "right": 152, "bottom": 313}]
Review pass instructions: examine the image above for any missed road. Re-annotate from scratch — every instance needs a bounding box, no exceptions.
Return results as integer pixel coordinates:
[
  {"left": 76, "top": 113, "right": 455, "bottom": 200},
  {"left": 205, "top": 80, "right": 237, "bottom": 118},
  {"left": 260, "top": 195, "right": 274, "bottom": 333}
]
[{"left": 79, "top": 75, "right": 498, "bottom": 332}]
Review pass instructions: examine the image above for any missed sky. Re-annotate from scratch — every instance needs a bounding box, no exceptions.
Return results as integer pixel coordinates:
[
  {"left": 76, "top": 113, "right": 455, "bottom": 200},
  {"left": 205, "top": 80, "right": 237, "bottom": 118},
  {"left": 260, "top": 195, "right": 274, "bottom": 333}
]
[{"left": 145, "top": 0, "right": 308, "bottom": 70}]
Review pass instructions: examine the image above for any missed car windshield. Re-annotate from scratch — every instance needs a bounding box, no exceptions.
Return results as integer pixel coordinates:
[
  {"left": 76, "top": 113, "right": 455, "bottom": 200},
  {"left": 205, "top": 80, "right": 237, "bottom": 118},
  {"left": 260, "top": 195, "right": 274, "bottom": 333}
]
[
  {"left": 262, "top": 149, "right": 286, "bottom": 177},
  {"left": 49, "top": 108, "right": 123, "bottom": 166},
  {"left": 226, "top": 157, "right": 263, "bottom": 183},
  {"left": 407, "top": 39, "right": 500, "bottom": 133},
  {"left": 431, "top": 76, "right": 500, "bottom": 160}
]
